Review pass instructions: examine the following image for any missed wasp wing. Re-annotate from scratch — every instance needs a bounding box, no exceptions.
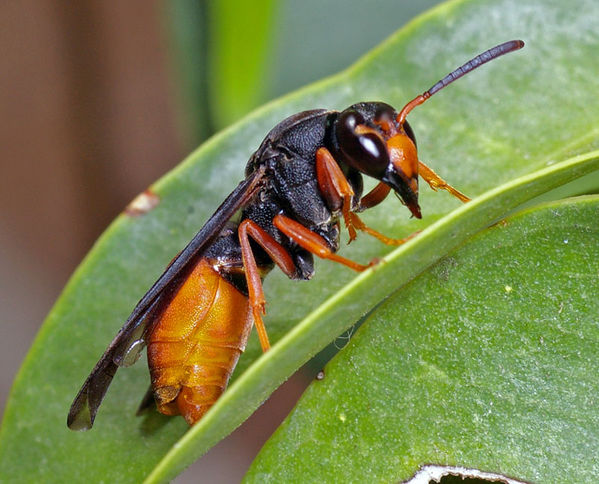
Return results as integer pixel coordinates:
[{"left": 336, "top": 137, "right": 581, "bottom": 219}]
[{"left": 67, "top": 167, "right": 266, "bottom": 430}]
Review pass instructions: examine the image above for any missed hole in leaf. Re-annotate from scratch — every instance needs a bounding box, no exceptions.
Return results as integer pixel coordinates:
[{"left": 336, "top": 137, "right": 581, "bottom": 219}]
[
  {"left": 436, "top": 476, "right": 502, "bottom": 484},
  {"left": 406, "top": 465, "right": 528, "bottom": 484}
]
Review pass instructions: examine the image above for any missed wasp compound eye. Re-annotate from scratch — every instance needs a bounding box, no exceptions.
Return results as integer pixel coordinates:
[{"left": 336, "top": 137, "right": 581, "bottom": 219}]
[
  {"left": 336, "top": 110, "right": 390, "bottom": 179},
  {"left": 336, "top": 109, "right": 363, "bottom": 135}
]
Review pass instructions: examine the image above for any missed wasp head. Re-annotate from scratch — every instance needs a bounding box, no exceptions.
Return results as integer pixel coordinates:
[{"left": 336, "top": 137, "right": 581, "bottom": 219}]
[{"left": 333, "top": 102, "right": 421, "bottom": 218}]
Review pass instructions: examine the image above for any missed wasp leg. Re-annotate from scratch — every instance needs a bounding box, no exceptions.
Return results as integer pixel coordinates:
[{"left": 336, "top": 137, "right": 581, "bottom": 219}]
[
  {"left": 238, "top": 219, "right": 298, "bottom": 352},
  {"left": 349, "top": 180, "right": 414, "bottom": 246},
  {"left": 358, "top": 182, "right": 391, "bottom": 210},
  {"left": 273, "top": 214, "right": 376, "bottom": 271},
  {"left": 351, "top": 180, "right": 416, "bottom": 246},
  {"left": 316, "top": 150, "right": 411, "bottom": 246},
  {"left": 418, "top": 161, "right": 470, "bottom": 203},
  {"left": 315, "top": 147, "right": 357, "bottom": 242},
  {"left": 347, "top": 212, "right": 418, "bottom": 246}
]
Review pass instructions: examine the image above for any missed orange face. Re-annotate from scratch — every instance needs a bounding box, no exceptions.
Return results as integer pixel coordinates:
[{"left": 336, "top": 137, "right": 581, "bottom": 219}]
[
  {"left": 368, "top": 114, "right": 422, "bottom": 218},
  {"left": 387, "top": 132, "right": 418, "bottom": 192},
  {"left": 383, "top": 127, "right": 421, "bottom": 217}
]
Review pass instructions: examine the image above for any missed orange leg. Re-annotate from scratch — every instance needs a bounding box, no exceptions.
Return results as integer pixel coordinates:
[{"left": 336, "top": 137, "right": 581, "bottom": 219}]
[
  {"left": 317, "top": 150, "right": 413, "bottom": 247},
  {"left": 352, "top": 180, "right": 415, "bottom": 246},
  {"left": 353, "top": 180, "right": 418, "bottom": 246},
  {"left": 346, "top": 212, "right": 418, "bottom": 246},
  {"left": 238, "top": 219, "right": 298, "bottom": 352},
  {"left": 315, "top": 147, "right": 357, "bottom": 241},
  {"left": 418, "top": 161, "right": 470, "bottom": 203},
  {"left": 273, "top": 214, "right": 376, "bottom": 272},
  {"left": 358, "top": 182, "right": 391, "bottom": 210}
]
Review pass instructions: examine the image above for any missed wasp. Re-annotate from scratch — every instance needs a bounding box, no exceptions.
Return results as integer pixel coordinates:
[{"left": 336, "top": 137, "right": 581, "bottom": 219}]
[{"left": 68, "top": 40, "right": 524, "bottom": 430}]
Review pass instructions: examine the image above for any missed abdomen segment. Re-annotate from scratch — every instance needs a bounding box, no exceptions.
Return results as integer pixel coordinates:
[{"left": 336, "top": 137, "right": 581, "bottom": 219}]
[{"left": 147, "top": 258, "right": 252, "bottom": 425}]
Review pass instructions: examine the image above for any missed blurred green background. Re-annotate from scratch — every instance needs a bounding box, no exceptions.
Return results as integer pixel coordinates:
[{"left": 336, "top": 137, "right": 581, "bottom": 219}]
[
  {"left": 0, "top": 1, "right": 441, "bottom": 482},
  {"left": 167, "top": 0, "right": 442, "bottom": 140}
]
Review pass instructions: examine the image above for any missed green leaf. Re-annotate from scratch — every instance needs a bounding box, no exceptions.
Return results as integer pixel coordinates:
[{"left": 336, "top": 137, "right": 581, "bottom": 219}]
[
  {"left": 163, "top": 1, "right": 211, "bottom": 144},
  {"left": 247, "top": 196, "right": 599, "bottom": 482},
  {"left": 149, "top": 152, "right": 599, "bottom": 483},
  {"left": 164, "top": 0, "right": 279, "bottom": 141},
  {"left": 207, "top": 0, "right": 279, "bottom": 129},
  {"left": 1, "top": 0, "right": 598, "bottom": 482}
]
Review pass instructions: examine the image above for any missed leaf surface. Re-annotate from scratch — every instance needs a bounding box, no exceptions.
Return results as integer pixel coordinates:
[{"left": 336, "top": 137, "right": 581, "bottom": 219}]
[
  {"left": 1, "top": 0, "right": 598, "bottom": 482},
  {"left": 247, "top": 196, "right": 599, "bottom": 482}
]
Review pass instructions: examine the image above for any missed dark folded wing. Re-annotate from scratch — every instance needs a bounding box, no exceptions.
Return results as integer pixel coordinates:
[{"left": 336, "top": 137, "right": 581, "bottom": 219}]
[{"left": 67, "top": 167, "right": 266, "bottom": 430}]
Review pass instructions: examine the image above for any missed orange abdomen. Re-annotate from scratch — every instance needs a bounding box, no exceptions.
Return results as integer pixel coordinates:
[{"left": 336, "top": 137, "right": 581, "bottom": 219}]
[{"left": 147, "top": 258, "right": 252, "bottom": 425}]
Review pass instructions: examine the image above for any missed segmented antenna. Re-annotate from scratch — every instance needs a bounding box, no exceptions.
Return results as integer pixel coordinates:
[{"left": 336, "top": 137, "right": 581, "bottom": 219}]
[{"left": 396, "top": 40, "right": 524, "bottom": 125}]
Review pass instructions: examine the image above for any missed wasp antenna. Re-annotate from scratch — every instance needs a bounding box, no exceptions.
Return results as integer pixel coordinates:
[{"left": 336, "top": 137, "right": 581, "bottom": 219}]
[
  {"left": 427, "top": 40, "right": 524, "bottom": 96},
  {"left": 397, "top": 40, "right": 525, "bottom": 125}
]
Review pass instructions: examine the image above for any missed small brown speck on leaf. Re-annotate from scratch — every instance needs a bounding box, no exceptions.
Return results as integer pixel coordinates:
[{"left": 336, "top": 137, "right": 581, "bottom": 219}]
[{"left": 125, "top": 189, "right": 160, "bottom": 217}]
